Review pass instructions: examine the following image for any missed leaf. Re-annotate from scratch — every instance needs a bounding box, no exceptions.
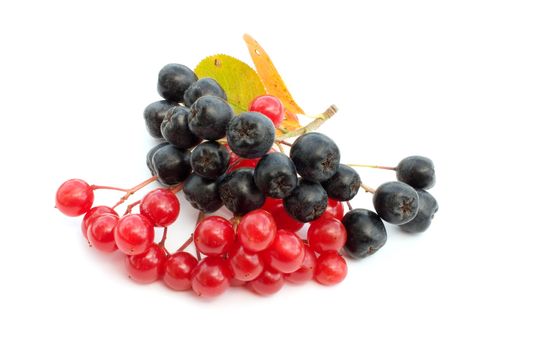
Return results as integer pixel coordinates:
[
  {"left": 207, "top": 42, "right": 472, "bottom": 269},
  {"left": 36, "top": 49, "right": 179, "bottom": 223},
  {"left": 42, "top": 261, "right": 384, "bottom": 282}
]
[
  {"left": 243, "top": 34, "right": 305, "bottom": 126},
  {"left": 194, "top": 54, "right": 266, "bottom": 114}
]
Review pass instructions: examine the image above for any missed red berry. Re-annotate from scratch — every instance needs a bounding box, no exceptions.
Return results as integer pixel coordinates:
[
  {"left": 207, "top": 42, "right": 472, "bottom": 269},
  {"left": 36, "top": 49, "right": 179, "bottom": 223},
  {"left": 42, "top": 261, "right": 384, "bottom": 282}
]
[
  {"left": 87, "top": 214, "right": 119, "bottom": 252},
  {"left": 248, "top": 268, "right": 284, "bottom": 295},
  {"left": 324, "top": 198, "right": 344, "bottom": 220},
  {"left": 230, "top": 278, "right": 246, "bottom": 287},
  {"left": 314, "top": 251, "right": 347, "bottom": 286},
  {"left": 270, "top": 202, "right": 304, "bottom": 232},
  {"left": 284, "top": 245, "right": 317, "bottom": 283},
  {"left": 81, "top": 206, "right": 117, "bottom": 238},
  {"left": 264, "top": 229, "right": 305, "bottom": 273},
  {"left": 307, "top": 216, "right": 347, "bottom": 253},
  {"left": 191, "top": 257, "right": 231, "bottom": 297},
  {"left": 114, "top": 214, "right": 155, "bottom": 255},
  {"left": 55, "top": 179, "right": 94, "bottom": 216},
  {"left": 238, "top": 209, "right": 277, "bottom": 252},
  {"left": 194, "top": 216, "right": 235, "bottom": 256},
  {"left": 249, "top": 95, "right": 285, "bottom": 127},
  {"left": 261, "top": 197, "right": 281, "bottom": 213},
  {"left": 125, "top": 243, "right": 167, "bottom": 284},
  {"left": 227, "top": 157, "right": 260, "bottom": 173},
  {"left": 225, "top": 144, "right": 240, "bottom": 166},
  {"left": 163, "top": 251, "right": 198, "bottom": 291},
  {"left": 227, "top": 242, "right": 264, "bottom": 282},
  {"left": 140, "top": 188, "right": 180, "bottom": 227}
]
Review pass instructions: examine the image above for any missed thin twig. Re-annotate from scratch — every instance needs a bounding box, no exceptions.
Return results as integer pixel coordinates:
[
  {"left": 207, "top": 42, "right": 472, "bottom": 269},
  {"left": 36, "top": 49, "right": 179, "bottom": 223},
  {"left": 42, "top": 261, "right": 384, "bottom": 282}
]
[
  {"left": 347, "top": 164, "right": 396, "bottom": 171},
  {"left": 275, "top": 105, "right": 338, "bottom": 141},
  {"left": 361, "top": 183, "right": 376, "bottom": 194}
]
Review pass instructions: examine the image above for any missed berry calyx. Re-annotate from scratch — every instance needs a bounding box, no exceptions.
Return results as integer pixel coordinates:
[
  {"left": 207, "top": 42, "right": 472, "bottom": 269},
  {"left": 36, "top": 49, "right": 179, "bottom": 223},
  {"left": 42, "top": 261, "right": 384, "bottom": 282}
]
[
  {"left": 194, "top": 216, "right": 235, "bottom": 256},
  {"left": 125, "top": 243, "right": 167, "bottom": 284},
  {"left": 372, "top": 181, "right": 419, "bottom": 225},
  {"left": 314, "top": 251, "right": 347, "bottom": 286},
  {"left": 140, "top": 188, "right": 180, "bottom": 227},
  {"left": 249, "top": 95, "right": 285, "bottom": 127},
  {"left": 237, "top": 209, "right": 277, "bottom": 252},
  {"left": 191, "top": 257, "right": 231, "bottom": 297},
  {"left": 56, "top": 179, "right": 94, "bottom": 216},
  {"left": 163, "top": 252, "right": 198, "bottom": 291},
  {"left": 307, "top": 216, "right": 347, "bottom": 253},
  {"left": 114, "top": 214, "right": 155, "bottom": 256}
]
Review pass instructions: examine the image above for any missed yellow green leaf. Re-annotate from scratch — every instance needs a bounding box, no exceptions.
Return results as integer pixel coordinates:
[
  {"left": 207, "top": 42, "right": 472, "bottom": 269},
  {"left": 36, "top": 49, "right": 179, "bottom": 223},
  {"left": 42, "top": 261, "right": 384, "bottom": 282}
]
[{"left": 194, "top": 54, "right": 266, "bottom": 114}]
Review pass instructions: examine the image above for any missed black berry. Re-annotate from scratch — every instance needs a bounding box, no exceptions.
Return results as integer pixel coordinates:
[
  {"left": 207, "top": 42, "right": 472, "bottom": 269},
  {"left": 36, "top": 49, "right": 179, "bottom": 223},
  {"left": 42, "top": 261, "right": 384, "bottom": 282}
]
[
  {"left": 151, "top": 144, "right": 192, "bottom": 186},
  {"left": 190, "top": 141, "right": 230, "bottom": 180},
  {"left": 290, "top": 132, "right": 340, "bottom": 182},
  {"left": 188, "top": 96, "right": 233, "bottom": 140},
  {"left": 254, "top": 152, "right": 298, "bottom": 198},
  {"left": 218, "top": 168, "right": 265, "bottom": 215},
  {"left": 342, "top": 209, "right": 387, "bottom": 259},
  {"left": 373, "top": 181, "right": 419, "bottom": 225},
  {"left": 400, "top": 190, "right": 438, "bottom": 233},
  {"left": 183, "top": 174, "right": 223, "bottom": 213},
  {"left": 146, "top": 142, "right": 168, "bottom": 175},
  {"left": 183, "top": 78, "right": 227, "bottom": 107},
  {"left": 143, "top": 100, "right": 177, "bottom": 138},
  {"left": 226, "top": 112, "right": 275, "bottom": 159},
  {"left": 157, "top": 63, "right": 197, "bottom": 103},
  {"left": 321, "top": 164, "right": 361, "bottom": 201},
  {"left": 396, "top": 156, "right": 436, "bottom": 190},
  {"left": 160, "top": 106, "right": 201, "bottom": 149},
  {"left": 284, "top": 179, "right": 328, "bottom": 223}
]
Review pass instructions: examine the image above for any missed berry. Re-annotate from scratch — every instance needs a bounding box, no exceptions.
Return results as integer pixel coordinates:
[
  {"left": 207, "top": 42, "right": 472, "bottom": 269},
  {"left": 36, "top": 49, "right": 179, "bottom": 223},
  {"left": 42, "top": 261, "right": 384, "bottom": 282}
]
[
  {"left": 125, "top": 243, "right": 167, "bottom": 284},
  {"left": 237, "top": 209, "right": 277, "bottom": 252},
  {"left": 307, "top": 216, "right": 347, "bottom": 253},
  {"left": 400, "top": 190, "right": 438, "bottom": 233},
  {"left": 81, "top": 206, "right": 117, "bottom": 238},
  {"left": 114, "top": 214, "right": 155, "bottom": 255},
  {"left": 254, "top": 152, "right": 298, "bottom": 198},
  {"left": 290, "top": 132, "right": 340, "bottom": 182},
  {"left": 284, "top": 179, "right": 328, "bottom": 223},
  {"left": 56, "top": 179, "right": 94, "bottom": 217},
  {"left": 248, "top": 268, "right": 284, "bottom": 296},
  {"left": 183, "top": 78, "right": 227, "bottom": 107},
  {"left": 157, "top": 63, "right": 197, "bottom": 103},
  {"left": 87, "top": 214, "right": 119, "bottom": 252},
  {"left": 342, "top": 209, "right": 387, "bottom": 259},
  {"left": 226, "top": 112, "right": 275, "bottom": 159},
  {"left": 284, "top": 245, "right": 317, "bottom": 284},
  {"left": 146, "top": 142, "right": 168, "bottom": 175},
  {"left": 396, "top": 156, "right": 436, "bottom": 190},
  {"left": 163, "top": 252, "right": 198, "bottom": 291},
  {"left": 263, "top": 229, "right": 305, "bottom": 274},
  {"left": 261, "top": 197, "right": 281, "bottom": 213},
  {"left": 188, "top": 96, "right": 233, "bottom": 140},
  {"left": 143, "top": 100, "right": 177, "bottom": 138},
  {"left": 271, "top": 202, "right": 305, "bottom": 232},
  {"left": 218, "top": 168, "right": 265, "bottom": 215},
  {"left": 373, "top": 181, "right": 419, "bottom": 225},
  {"left": 160, "top": 106, "right": 201, "bottom": 149},
  {"left": 140, "top": 188, "right": 180, "bottom": 227},
  {"left": 248, "top": 95, "right": 285, "bottom": 127},
  {"left": 183, "top": 174, "right": 223, "bottom": 213},
  {"left": 321, "top": 164, "right": 361, "bottom": 201},
  {"left": 314, "top": 251, "right": 347, "bottom": 286},
  {"left": 151, "top": 144, "right": 192, "bottom": 186},
  {"left": 194, "top": 216, "right": 235, "bottom": 256},
  {"left": 191, "top": 257, "right": 231, "bottom": 297},
  {"left": 227, "top": 242, "right": 264, "bottom": 282},
  {"left": 227, "top": 158, "right": 259, "bottom": 172},
  {"left": 191, "top": 141, "right": 230, "bottom": 179},
  {"left": 324, "top": 198, "right": 344, "bottom": 220}
]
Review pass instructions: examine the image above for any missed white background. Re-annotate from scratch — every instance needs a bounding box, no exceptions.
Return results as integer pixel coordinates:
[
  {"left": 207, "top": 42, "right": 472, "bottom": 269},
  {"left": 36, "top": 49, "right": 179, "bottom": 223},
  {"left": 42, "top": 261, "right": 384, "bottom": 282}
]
[{"left": 1, "top": 0, "right": 538, "bottom": 349}]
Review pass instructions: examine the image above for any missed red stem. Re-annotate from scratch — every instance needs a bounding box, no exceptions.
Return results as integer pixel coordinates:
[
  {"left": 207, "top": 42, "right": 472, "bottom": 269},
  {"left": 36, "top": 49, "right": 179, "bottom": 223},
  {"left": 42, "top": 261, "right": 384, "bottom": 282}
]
[
  {"left": 177, "top": 234, "right": 194, "bottom": 252},
  {"left": 346, "top": 201, "right": 353, "bottom": 210},
  {"left": 111, "top": 175, "right": 158, "bottom": 209}
]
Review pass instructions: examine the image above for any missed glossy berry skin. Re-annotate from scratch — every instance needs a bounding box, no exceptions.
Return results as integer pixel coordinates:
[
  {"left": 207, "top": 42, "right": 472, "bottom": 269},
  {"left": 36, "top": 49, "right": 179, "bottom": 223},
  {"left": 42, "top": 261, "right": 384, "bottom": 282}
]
[
  {"left": 81, "top": 206, "right": 117, "bottom": 239},
  {"left": 194, "top": 216, "right": 235, "bottom": 257},
  {"left": 284, "top": 245, "right": 317, "bottom": 284},
  {"left": 188, "top": 96, "right": 233, "bottom": 140},
  {"left": 183, "top": 174, "right": 223, "bottom": 213},
  {"left": 290, "top": 132, "right": 340, "bottom": 182},
  {"left": 56, "top": 179, "right": 94, "bottom": 217},
  {"left": 140, "top": 188, "right": 180, "bottom": 227},
  {"left": 254, "top": 153, "right": 298, "bottom": 198},
  {"left": 160, "top": 106, "right": 201, "bottom": 149},
  {"left": 114, "top": 214, "right": 155, "bottom": 256},
  {"left": 237, "top": 209, "right": 277, "bottom": 252},
  {"left": 183, "top": 78, "right": 227, "bottom": 107},
  {"left": 307, "top": 216, "right": 347, "bottom": 253},
  {"left": 163, "top": 252, "right": 198, "bottom": 291},
  {"left": 218, "top": 168, "right": 265, "bottom": 215},
  {"left": 396, "top": 156, "right": 436, "bottom": 190},
  {"left": 146, "top": 143, "right": 168, "bottom": 175},
  {"left": 324, "top": 198, "right": 344, "bottom": 220},
  {"left": 143, "top": 100, "right": 177, "bottom": 138},
  {"left": 321, "top": 164, "right": 361, "bottom": 201},
  {"left": 226, "top": 112, "right": 275, "bottom": 159},
  {"left": 87, "top": 214, "right": 119, "bottom": 252},
  {"left": 263, "top": 229, "right": 305, "bottom": 274},
  {"left": 284, "top": 179, "right": 328, "bottom": 223},
  {"left": 400, "top": 190, "right": 438, "bottom": 233},
  {"left": 191, "top": 141, "right": 230, "bottom": 179},
  {"left": 314, "top": 251, "right": 347, "bottom": 286},
  {"left": 191, "top": 257, "right": 231, "bottom": 297},
  {"left": 227, "top": 243, "right": 264, "bottom": 282},
  {"left": 248, "top": 268, "right": 284, "bottom": 296},
  {"left": 373, "top": 181, "right": 419, "bottom": 225},
  {"left": 125, "top": 244, "right": 167, "bottom": 284},
  {"left": 271, "top": 202, "right": 305, "bottom": 232},
  {"left": 157, "top": 63, "right": 197, "bottom": 103},
  {"left": 248, "top": 95, "right": 285, "bottom": 127},
  {"left": 151, "top": 144, "right": 192, "bottom": 186},
  {"left": 342, "top": 209, "right": 387, "bottom": 259},
  {"left": 227, "top": 158, "right": 259, "bottom": 172}
]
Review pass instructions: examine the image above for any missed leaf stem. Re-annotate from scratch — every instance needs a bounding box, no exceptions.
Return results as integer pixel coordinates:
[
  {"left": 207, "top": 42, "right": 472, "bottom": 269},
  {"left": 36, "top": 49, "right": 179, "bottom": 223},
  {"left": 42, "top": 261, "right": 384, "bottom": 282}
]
[{"left": 276, "top": 105, "right": 338, "bottom": 141}]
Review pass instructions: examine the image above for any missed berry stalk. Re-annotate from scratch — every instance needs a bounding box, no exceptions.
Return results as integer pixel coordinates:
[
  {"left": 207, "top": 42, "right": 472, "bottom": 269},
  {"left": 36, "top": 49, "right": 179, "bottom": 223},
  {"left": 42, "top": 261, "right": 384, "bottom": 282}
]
[
  {"left": 275, "top": 105, "right": 338, "bottom": 141},
  {"left": 347, "top": 164, "right": 396, "bottom": 171}
]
